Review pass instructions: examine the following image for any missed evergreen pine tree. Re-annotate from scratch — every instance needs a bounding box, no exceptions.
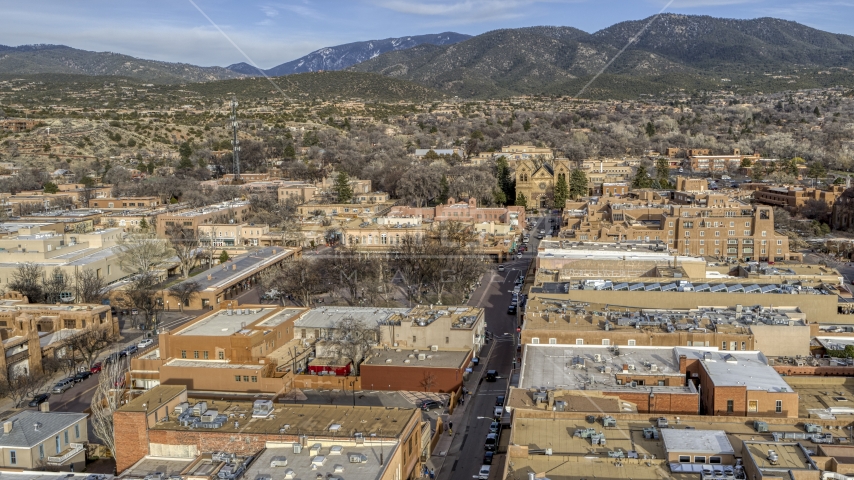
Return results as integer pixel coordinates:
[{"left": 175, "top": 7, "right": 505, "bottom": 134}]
[
  {"left": 569, "top": 169, "right": 588, "bottom": 200},
  {"left": 553, "top": 175, "right": 569, "bottom": 209},
  {"left": 632, "top": 165, "right": 653, "bottom": 189},
  {"left": 438, "top": 175, "right": 450, "bottom": 204},
  {"left": 515, "top": 193, "right": 528, "bottom": 208},
  {"left": 333, "top": 171, "right": 353, "bottom": 203}
]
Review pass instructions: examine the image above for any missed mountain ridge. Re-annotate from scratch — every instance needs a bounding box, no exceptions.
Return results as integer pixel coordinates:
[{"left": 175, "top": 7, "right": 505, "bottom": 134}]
[{"left": 226, "top": 32, "right": 471, "bottom": 76}]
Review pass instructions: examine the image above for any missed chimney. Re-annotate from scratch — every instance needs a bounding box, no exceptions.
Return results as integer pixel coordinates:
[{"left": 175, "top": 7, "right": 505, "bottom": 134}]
[
  {"left": 232, "top": 264, "right": 236, "bottom": 271},
  {"left": 39, "top": 402, "right": 49, "bottom": 412},
  {"left": 622, "top": 364, "right": 629, "bottom": 374},
  {"left": 3, "top": 421, "right": 12, "bottom": 434}
]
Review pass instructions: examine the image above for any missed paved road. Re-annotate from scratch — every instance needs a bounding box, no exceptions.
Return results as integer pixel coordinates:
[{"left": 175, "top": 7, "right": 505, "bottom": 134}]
[{"left": 442, "top": 213, "right": 552, "bottom": 480}]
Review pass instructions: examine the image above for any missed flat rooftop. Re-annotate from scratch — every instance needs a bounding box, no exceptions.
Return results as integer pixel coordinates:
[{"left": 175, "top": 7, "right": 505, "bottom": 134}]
[
  {"left": 250, "top": 445, "right": 386, "bottom": 480},
  {"left": 120, "top": 456, "right": 193, "bottom": 479},
  {"left": 537, "top": 242, "right": 700, "bottom": 263},
  {"left": 743, "top": 441, "right": 814, "bottom": 470},
  {"left": 121, "top": 385, "right": 186, "bottom": 413},
  {"left": 173, "top": 247, "right": 296, "bottom": 291},
  {"left": 172, "top": 200, "right": 249, "bottom": 217},
  {"left": 676, "top": 348, "right": 790, "bottom": 392},
  {"left": 175, "top": 307, "right": 278, "bottom": 336},
  {"left": 519, "top": 344, "right": 694, "bottom": 393},
  {"left": 150, "top": 399, "right": 417, "bottom": 438},
  {"left": 507, "top": 388, "right": 637, "bottom": 414},
  {"left": 362, "top": 348, "right": 471, "bottom": 369},
  {"left": 295, "top": 307, "right": 409, "bottom": 330},
  {"left": 530, "top": 279, "right": 833, "bottom": 297},
  {"left": 522, "top": 298, "right": 804, "bottom": 333},
  {"left": 661, "top": 429, "right": 734, "bottom": 455}
]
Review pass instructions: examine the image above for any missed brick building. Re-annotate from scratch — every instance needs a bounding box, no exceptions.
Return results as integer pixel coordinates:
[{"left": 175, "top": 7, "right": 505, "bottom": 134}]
[
  {"left": 360, "top": 348, "right": 472, "bottom": 393},
  {"left": 678, "top": 348, "right": 798, "bottom": 418},
  {"left": 114, "top": 385, "right": 423, "bottom": 476}
]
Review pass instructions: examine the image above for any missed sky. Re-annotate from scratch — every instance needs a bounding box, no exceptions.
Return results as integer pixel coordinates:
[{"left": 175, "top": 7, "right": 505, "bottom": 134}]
[{"left": 0, "top": 0, "right": 852, "bottom": 69}]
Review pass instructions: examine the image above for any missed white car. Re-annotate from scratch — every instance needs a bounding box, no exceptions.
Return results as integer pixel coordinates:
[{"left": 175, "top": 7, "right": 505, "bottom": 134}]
[
  {"left": 477, "top": 465, "right": 491, "bottom": 479},
  {"left": 137, "top": 339, "right": 154, "bottom": 349}
]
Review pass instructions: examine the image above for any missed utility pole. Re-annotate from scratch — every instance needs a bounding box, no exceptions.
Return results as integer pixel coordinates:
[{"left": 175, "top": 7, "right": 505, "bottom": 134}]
[{"left": 230, "top": 98, "right": 241, "bottom": 183}]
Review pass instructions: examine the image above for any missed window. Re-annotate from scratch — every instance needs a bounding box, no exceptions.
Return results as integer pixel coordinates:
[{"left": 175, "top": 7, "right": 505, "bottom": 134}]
[
  {"left": 730, "top": 221, "right": 735, "bottom": 227},
  {"left": 193, "top": 351, "right": 199, "bottom": 359},
  {"left": 748, "top": 400, "right": 758, "bottom": 412},
  {"left": 744, "top": 231, "right": 750, "bottom": 236},
  {"left": 531, "top": 338, "right": 539, "bottom": 344},
  {"left": 602, "top": 339, "right": 610, "bottom": 346},
  {"left": 699, "top": 231, "right": 705, "bottom": 236},
  {"left": 709, "top": 456, "right": 722, "bottom": 464},
  {"left": 64, "top": 430, "right": 69, "bottom": 444},
  {"left": 745, "top": 222, "right": 751, "bottom": 227},
  {"left": 715, "top": 231, "right": 720, "bottom": 236},
  {"left": 695, "top": 456, "right": 705, "bottom": 463},
  {"left": 412, "top": 336, "right": 416, "bottom": 343},
  {"left": 55, "top": 435, "right": 60, "bottom": 452},
  {"left": 74, "top": 424, "right": 80, "bottom": 438},
  {"left": 235, "top": 376, "right": 241, "bottom": 382},
  {"left": 575, "top": 339, "right": 584, "bottom": 345},
  {"left": 741, "top": 342, "right": 746, "bottom": 351},
  {"left": 726, "top": 400, "right": 734, "bottom": 413},
  {"left": 728, "top": 230, "right": 735, "bottom": 236},
  {"left": 243, "top": 376, "right": 249, "bottom": 382},
  {"left": 39, "top": 444, "right": 44, "bottom": 459},
  {"left": 762, "top": 231, "right": 767, "bottom": 236},
  {"left": 777, "top": 240, "right": 782, "bottom": 245},
  {"left": 679, "top": 456, "right": 690, "bottom": 463},
  {"left": 627, "top": 340, "right": 636, "bottom": 346},
  {"left": 722, "top": 341, "right": 727, "bottom": 350},
  {"left": 445, "top": 337, "right": 449, "bottom": 344},
  {"left": 181, "top": 350, "right": 187, "bottom": 359},
  {"left": 548, "top": 338, "right": 557, "bottom": 345},
  {"left": 203, "top": 351, "right": 209, "bottom": 359},
  {"left": 251, "top": 376, "right": 258, "bottom": 382},
  {"left": 9, "top": 450, "right": 15, "bottom": 465},
  {"left": 776, "top": 400, "right": 783, "bottom": 413},
  {"left": 218, "top": 351, "right": 224, "bottom": 360}
]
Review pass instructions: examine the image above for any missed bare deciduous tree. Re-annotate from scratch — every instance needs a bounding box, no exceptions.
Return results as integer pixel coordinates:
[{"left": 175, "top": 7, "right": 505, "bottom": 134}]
[
  {"left": 114, "top": 232, "right": 174, "bottom": 275},
  {"left": 0, "top": 369, "right": 50, "bottom": 408},
  {"left": 325, "top": 316, "right": 380, "bottom": 376},
  {"left": 420, "top": 372, "right": 437, "bottom": 392},
  {"left": 74, "top": 269, "right": 107, "bottom": 304},
  {"left": 261, "top": 258, "right": 328, "bottom": 306},
  {"left": 90, "top": 356, "right": 129, "bottom": 459},
  {"left": 168, "top": 281, "right": 202, "bottom": 312},
  {"left": 66, "top": 326, "right": 113, "bottom": 369},
  {"left": 42, "top": 267, "right": 71, "bottom": 304},
  {"left": 167, "top": 225, "right": 200, "bottom": 278},
  {"left": 8, "top": 262, "right": 44, "bottom": 303}
]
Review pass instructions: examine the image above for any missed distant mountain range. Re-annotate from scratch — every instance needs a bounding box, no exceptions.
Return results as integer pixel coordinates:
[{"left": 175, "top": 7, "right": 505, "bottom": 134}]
[
  {"left": 226, "top": 32, "right": 470, "bottom": 76},
  {"left": 2, "top": 16, "right": 854, "bottom": 99},
  {"left": 0, "top": 44, "right": 243, "bottom": 84},
  {"left": 349, "top": 15, "right": 854, "bottom": 98}
]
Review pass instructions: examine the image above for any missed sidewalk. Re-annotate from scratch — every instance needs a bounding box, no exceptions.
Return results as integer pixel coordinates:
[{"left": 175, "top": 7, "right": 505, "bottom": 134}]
[{"left": 424, "top": 339, "right": 495, "bottom": 480}]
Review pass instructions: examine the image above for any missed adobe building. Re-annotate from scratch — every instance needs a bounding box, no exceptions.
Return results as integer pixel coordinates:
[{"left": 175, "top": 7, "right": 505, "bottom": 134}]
[
  {"left": 0, "top": 299, "right": 116, "bottom": 377},
  {"left": 753, "top": 185, "right": 844, "bottom": 211},
  {"left": 155, "top": 200, "right": 251, "bottom": 238},
  {"left": 161, "top": 246, "right": 299, "bottom": 310},
  {"left": 520, "top": 299, "right": 811, "bottom": 358},
  {"left": 129, "top": 304, "right": 307, "bottom": 391},
  {"left": 114, "top": 385, "right": 423, "bottom": 476}
]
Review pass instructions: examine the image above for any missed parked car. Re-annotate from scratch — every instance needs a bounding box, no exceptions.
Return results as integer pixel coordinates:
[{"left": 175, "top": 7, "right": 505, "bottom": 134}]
[
  {"left": 489, "top": 421, "right": 501, "bottom": 434},
  {"left": 137, "top": 338, "right": 154, "bottom": 349},
  {"left": 483, "top": 451, "right": 495, "bottom": 465},
  {"left": 52, "top": 378, "right": 75, "bottom": 394},
  {"left": 90, "top": 362, "right": 102, "bottom": 373},
  {"left": 419, "top": 400, "right": 442, "bottom": 411},
  {"left": 477, "top": 465, "right": 491, "bottom": 480},
  {"left": 495, "top": 395, "right": 505, "bottom": 407},
  {"left": 123, "top": 345, "right": 138, "bottom": 356},
  {"left": 73, "top": 371, "right": 91, "bottom": 382},
  {"left": 497, "top": 264, "right": 505, "bottom": 272},
  {"left": 484, "top": 433, "right": 498, "bottom": 451},
  {"left": 493, "top": 406, "right": 503, "bottom": 418},
  {"left": 28, "top": 393, "right": 50, "bottom": 407}
]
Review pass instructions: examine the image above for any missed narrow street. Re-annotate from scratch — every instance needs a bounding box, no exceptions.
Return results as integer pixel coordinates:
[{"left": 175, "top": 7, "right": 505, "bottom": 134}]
[{"left": 433, "top": 214, "right": 551, "bottom": 480}]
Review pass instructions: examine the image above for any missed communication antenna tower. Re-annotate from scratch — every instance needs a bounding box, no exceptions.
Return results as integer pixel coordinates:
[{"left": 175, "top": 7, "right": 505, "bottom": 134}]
[{"left": 230, "top": 97, "right": 240, "bottom": 183}]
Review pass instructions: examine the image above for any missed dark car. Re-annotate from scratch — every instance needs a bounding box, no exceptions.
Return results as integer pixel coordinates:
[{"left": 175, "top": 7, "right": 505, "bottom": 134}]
[
  {"left": 73, "top": 371, "right": 91, "bottom": 382},
  {"left": 483, "top": 451, "right": 495, "bottom": 465},
  {"left": 123, "top": 345, "right": 138, "bottom": 355},
  {"left": 485, "top": 433, "right": 498, "bottom": 451},
  {"left": 485, "top": 370, "right": 497, "bottom": 382},
  {"left": 28, "top": 393, "right": 50, "bottom": 407},
  {"left": 419, "top": 400, "right": 442, "bottom": 411},
  {"left": 507, "top": 304, "right": 517, "bottom": 315},
  {"left": 495, "top": 395, "right": 505, "bottom": 407}
]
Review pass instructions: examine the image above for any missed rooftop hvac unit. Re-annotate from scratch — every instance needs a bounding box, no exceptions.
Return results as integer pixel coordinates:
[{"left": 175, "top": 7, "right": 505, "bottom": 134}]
[
  {"left": 594, "top": 354, "right": 602, "bottom": 362},
  {"left": 192, "top": 402, "right": 207, "bottom": 416},
  {"left": 201, "top": 410, "right": 219, "bottom": 422},
  {"left": 418, "top": 354, "right": 426, "bottom": 361},
  {"left": 270, "top": 456, "right": 289, "bottom": 468},
  {"left": 431, "top": 345, "right": 439, "bottom": 352},
  {"left": 174, "top": 402, "right": 190, "bottom": 414},
  {"left": 650, "top": 364, "right": 658, "bottom": 372},
  {"left": 292, "top": 443, "right": 302, "bottom": 454}
]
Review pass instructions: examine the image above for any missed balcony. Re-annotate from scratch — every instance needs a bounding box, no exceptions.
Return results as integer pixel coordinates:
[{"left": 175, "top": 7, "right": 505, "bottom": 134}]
[{"left": 47, "top": 443, "right": 84, "bottom": 465}]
